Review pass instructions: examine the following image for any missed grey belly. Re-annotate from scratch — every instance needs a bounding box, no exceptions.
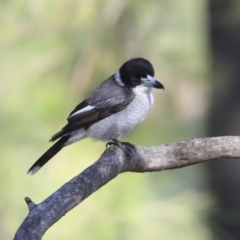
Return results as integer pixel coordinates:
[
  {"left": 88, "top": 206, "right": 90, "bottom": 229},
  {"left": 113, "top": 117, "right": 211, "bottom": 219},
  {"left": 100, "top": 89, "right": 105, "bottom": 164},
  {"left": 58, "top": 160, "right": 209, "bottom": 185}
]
[{"left": 87, "top": 95, "right": 152, "bottom": 141}]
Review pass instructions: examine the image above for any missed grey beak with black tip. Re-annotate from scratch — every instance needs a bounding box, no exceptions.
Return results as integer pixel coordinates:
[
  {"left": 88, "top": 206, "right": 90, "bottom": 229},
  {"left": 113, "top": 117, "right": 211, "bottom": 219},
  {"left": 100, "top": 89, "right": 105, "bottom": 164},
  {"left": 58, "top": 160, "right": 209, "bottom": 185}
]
[{"left": 144, "top": 75, "right": 164, "bottom": 90}]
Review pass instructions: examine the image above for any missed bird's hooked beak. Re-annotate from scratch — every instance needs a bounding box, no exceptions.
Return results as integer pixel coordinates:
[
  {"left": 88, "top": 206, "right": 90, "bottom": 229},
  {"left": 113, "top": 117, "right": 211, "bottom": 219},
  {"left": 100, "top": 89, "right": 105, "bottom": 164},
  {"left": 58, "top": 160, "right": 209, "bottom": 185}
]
[{"left": 143, "top": 75, "right": 164, "bottom": 90}]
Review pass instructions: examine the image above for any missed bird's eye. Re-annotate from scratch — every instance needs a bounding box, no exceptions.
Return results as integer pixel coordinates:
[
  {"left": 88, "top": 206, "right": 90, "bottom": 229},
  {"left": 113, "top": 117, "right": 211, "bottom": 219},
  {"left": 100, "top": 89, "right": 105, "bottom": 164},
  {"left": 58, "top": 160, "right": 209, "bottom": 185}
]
[{"left": 132, "top": 75, "right": 141, "bottom": 82}]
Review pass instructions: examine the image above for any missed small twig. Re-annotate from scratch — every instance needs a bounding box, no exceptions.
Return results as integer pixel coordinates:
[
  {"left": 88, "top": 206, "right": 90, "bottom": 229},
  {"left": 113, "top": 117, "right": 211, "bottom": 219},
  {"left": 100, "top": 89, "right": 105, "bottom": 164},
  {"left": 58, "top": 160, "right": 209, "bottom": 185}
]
[{"left": 25, "top": 197, "right": 36, "bottom": 212}]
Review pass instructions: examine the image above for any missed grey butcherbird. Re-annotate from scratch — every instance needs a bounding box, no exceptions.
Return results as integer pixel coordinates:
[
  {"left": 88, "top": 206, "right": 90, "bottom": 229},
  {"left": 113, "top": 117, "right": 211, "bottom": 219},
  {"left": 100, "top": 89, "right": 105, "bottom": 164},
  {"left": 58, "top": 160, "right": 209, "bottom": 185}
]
[{"left": 28, "top": 58, "right": 164, "bottom": 174}]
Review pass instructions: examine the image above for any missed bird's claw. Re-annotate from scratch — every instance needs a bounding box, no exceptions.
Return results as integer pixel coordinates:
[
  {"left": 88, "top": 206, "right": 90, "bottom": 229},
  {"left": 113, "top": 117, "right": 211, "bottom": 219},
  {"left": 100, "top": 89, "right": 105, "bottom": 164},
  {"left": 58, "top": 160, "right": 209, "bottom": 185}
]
[
  {"left": 106, "top": 139, "right": 136, "bottom": 159},
  {"left": 105, "top": 139, "right": 119, "bottom": 148}
]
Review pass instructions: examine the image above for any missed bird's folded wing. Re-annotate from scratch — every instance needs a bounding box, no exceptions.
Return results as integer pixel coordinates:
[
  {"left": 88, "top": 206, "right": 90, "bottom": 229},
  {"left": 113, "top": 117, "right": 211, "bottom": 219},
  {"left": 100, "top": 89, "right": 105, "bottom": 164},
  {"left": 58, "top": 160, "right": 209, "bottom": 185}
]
[{"left": 50, "top": 95, "right": 134, "bottom": 142}]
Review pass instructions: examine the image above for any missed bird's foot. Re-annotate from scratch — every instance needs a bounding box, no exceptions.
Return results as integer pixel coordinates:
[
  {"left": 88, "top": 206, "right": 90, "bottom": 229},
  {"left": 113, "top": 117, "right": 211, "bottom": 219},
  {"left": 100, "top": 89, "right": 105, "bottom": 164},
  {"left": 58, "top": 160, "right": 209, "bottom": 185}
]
[{"left": 106, "top": 139, "right": 136, "bottom": 159}]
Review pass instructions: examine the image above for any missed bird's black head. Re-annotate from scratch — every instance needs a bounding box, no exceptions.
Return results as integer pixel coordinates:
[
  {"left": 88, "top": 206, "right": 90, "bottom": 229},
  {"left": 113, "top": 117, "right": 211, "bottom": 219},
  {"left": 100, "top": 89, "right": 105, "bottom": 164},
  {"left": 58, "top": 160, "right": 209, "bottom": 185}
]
[{"left": 117, "top": 58, "right": 164, "bottom": 90}]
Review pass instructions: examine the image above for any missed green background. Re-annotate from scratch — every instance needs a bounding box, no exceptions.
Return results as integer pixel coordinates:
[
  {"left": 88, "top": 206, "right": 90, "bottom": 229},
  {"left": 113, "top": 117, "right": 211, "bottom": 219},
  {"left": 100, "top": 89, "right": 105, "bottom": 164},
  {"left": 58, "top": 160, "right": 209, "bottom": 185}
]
[{"left": 0, "top": 0, "right": 214, "bottom": 239}]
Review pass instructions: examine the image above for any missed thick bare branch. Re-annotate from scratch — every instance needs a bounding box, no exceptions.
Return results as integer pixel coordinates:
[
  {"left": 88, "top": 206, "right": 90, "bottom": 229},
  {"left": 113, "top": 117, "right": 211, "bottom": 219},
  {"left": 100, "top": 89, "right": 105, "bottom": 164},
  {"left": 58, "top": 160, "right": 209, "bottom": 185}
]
[{"left": 14, "top": 136, "right": 240, "bottom": 240}]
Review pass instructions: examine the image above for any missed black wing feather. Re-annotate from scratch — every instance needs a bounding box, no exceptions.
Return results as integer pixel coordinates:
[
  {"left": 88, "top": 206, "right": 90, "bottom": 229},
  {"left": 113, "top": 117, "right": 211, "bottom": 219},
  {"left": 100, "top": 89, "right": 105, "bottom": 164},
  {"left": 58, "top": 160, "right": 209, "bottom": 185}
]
[
  {"left": 50, "top": 98, "right": 132, "bottom": 142},
  {"left": 68, "top": 100, "right": 88, "bottom": 119}
]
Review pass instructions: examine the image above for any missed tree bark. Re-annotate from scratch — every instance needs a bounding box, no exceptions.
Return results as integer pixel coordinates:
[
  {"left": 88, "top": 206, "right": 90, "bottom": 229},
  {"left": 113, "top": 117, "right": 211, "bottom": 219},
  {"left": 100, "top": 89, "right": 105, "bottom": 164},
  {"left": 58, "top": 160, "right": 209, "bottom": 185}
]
[{"left": 14, "top": 136, "right": 240, "bottom": 240}]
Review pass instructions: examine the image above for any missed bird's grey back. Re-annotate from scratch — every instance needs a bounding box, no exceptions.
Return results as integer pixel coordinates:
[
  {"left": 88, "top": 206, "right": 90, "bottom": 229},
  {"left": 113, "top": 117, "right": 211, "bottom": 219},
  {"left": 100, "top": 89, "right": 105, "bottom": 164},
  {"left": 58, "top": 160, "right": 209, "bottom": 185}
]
[{"left": 87, "top": 76, "right": 133, "bottom": 107}]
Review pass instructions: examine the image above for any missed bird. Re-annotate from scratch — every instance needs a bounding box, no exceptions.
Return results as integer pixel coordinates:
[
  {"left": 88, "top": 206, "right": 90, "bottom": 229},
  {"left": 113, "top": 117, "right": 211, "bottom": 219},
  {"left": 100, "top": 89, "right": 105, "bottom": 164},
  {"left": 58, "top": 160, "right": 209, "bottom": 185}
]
[{"left": 28, "top": 58, "right": 164, "bottom": 174}]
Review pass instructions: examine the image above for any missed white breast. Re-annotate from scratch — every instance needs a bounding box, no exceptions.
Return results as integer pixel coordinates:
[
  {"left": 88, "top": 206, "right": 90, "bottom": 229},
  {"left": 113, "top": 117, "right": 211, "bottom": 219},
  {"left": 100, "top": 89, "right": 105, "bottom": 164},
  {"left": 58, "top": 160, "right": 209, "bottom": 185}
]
[
  {"left": 87, "top": 86, "right": 154, "bottom": 141},
  {"left": 133, "top": 85, "right": 154, "bottom": 106}
]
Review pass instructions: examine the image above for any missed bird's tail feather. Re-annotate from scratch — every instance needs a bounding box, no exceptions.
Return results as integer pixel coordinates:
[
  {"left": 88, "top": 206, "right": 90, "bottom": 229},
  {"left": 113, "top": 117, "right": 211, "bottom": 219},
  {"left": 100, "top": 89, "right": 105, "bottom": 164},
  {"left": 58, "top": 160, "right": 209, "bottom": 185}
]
[{"left": 27, "top": 135, "right": 70, "bottom": 175}]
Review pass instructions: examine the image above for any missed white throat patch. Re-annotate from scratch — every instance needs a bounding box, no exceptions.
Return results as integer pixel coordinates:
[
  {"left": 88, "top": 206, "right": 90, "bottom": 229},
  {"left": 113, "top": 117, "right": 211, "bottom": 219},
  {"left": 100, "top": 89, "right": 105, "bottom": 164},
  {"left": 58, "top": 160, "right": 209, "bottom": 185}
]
[{"left": 114, "top": 70, "right": 124, "bottom": 86}]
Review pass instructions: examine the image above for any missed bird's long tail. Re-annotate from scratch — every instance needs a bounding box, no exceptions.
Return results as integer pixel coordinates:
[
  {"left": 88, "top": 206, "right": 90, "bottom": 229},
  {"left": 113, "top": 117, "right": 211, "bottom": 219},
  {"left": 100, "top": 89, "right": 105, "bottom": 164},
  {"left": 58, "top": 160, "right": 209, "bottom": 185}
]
[{"left": 27, "top": 135, "right": 70, "bottom": 175}]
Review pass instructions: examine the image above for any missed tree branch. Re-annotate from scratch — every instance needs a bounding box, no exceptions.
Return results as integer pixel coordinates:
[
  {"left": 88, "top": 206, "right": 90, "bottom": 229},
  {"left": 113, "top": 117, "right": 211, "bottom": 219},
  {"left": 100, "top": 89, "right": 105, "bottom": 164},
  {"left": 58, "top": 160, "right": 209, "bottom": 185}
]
[{"left": 14, "top": 136, "right": 240, "bottom": 240}]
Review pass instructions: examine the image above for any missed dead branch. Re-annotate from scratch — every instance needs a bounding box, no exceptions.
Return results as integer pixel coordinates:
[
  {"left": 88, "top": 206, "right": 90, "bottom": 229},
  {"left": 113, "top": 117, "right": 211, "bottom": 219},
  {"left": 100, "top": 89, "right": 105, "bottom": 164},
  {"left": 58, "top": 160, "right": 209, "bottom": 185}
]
[{"left": 14, "top": 136, "right": 240, "bottom": 240}]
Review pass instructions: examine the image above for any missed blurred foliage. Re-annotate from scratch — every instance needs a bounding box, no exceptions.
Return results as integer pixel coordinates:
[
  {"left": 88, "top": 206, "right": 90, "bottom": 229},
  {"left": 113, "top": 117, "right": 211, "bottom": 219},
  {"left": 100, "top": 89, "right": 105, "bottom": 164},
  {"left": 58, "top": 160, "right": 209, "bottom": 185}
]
[{"left": 0, "top": 0, "right": 213, "bottom": 239}]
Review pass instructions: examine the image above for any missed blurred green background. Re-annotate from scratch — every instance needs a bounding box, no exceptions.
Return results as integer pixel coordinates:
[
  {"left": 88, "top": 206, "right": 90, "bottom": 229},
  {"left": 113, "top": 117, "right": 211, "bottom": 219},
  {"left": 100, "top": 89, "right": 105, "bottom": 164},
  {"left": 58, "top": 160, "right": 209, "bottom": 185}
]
[{"left": 1, "top": 0, "right": 240, "bottom": 239}]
